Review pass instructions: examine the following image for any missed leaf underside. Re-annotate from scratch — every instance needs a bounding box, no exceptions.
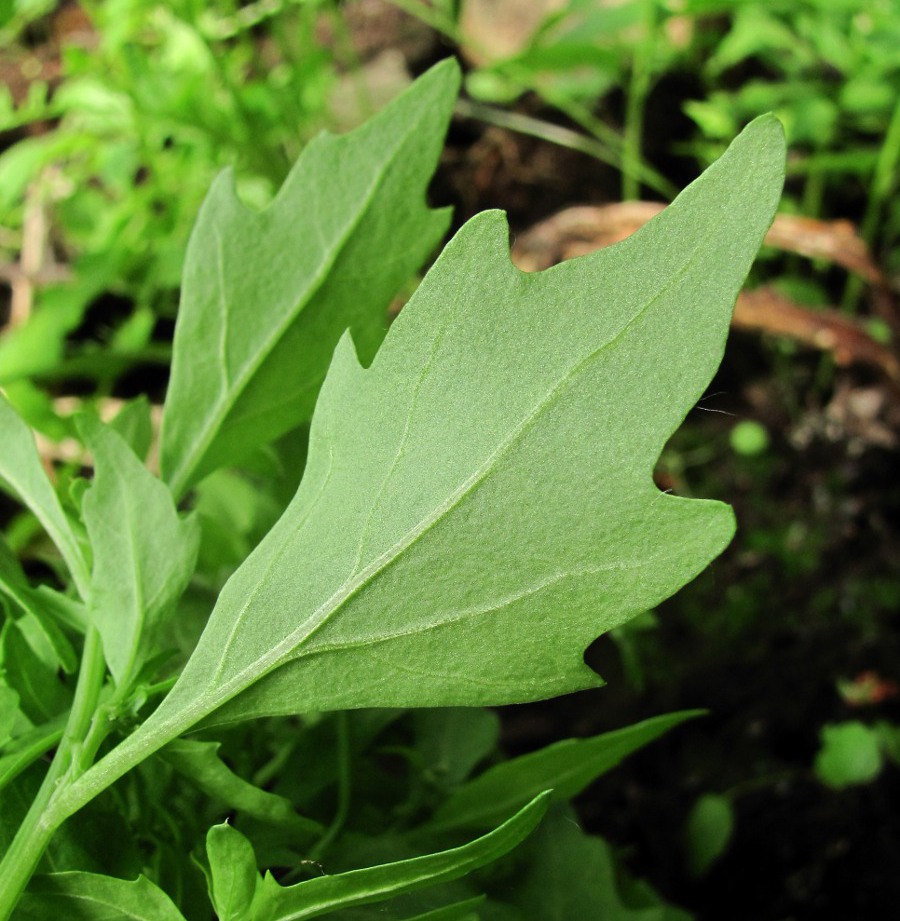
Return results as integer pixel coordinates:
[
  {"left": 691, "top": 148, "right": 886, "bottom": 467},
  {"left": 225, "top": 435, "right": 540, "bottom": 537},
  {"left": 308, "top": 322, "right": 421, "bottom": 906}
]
[
  {"left": 120, "top": 115, "right": 784, "bottom": 762},
  {"left": 160, "top": 60, "right": 460, "bottom": 497}
]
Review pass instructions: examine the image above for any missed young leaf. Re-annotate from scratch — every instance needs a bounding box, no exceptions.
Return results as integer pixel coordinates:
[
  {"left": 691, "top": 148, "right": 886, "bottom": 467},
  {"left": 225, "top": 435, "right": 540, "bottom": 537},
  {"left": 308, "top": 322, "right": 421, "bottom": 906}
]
[
  {"left": 428, "top": 711, "right": 700, "bottom": 832},
  {"left": 684, "top": 793, "right": 734, "bottom": 877},
  {"left": 132, "top": 115, "right": 783, "bottom": 746},
  {"left": 79, "top": 416, "right": 200, "bottom": 688},
  {"left": 162, "top": 739, "right": 322, "bottom": 835},
  {"left": 250, "top": 793, "right": 550, "bottom": 921},
  {"left": 16, "top": 871, "right": 186, "bottom": 920},
  {"left": 0, "top": 395, "right": 89, "bottom": 597},
  {"left": 206, "top": 823, "right": 260, "bottom": 921},
  {"left": 160, "top": 59, "right": 461, "bottom": 497}
]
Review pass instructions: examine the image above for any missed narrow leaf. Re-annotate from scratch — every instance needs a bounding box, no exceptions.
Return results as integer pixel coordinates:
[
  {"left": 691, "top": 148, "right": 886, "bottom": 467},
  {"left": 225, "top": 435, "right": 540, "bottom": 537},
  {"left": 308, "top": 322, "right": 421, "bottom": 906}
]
[
  {"left": 162, "top": 739, "right": 322, "bottom": 835},
  {"left": 161, "top": 59, "right": 460, "bottom": 496},
  {"left": 133, "top": 116, "right": 783, "bottom": 746},
  {"left": 251, "top": 793, "right": 550, "bottom": 921},
  {"left": 0, "top": 715, "right": 65, "bottom": 793},
  {"left": 17, "top": 871, "right": 186, "bottom": 920},
  {"left": 429, "top": 711, "right": 700, "bottom": 832},
  {"left": 0, "top": 395, "right": 89, "bottom": 596},
  {"left": 79, "top": 416, "right": 200, "bottom": 688}
]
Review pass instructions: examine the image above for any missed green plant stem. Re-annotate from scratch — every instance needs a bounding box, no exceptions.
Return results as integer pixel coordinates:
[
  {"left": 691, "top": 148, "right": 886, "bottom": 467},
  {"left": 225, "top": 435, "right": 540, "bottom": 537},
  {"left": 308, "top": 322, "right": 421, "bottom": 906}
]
[
  {"left": 387, "top": 0, "right": 676, "bottom": 198},
  {"left": 455, "top": 99, "right": 626, "bottom": 173},
  {"left": 309, "top": 712, "right": 352, "bottom": 861},
  {"left": 842, "top": 96, "right": 900, "bottom": 312},
  {"left": 0, "top": 628, "right": 107, "bottom": 920},
  {"left": 622, "top": 0, "right": 657, "bottom": 201}
]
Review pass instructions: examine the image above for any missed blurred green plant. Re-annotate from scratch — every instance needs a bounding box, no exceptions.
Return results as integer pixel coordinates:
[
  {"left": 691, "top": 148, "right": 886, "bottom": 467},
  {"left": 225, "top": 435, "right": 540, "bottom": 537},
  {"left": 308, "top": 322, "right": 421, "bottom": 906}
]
[{"left": 0, "top": 0, "right": 344, "bottom": 427}]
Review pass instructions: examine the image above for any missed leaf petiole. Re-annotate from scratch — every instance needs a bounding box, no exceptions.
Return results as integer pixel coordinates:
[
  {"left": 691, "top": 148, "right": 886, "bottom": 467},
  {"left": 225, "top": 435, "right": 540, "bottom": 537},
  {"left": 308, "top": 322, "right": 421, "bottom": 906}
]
[{"left": 0, "top": 627, "right": 108, "bottom": 919}]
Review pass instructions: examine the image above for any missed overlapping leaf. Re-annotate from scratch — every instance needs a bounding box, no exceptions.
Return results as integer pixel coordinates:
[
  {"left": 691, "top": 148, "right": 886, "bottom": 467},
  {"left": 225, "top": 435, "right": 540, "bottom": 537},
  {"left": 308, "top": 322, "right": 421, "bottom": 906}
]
[
  {"left": 64, "top": 117, "right": 784, "bottom": 806},
  {"left": 80, "top": 417, "right": 199, "bottom": 689},
  {"left": 161, "top": 60, "right": 460, "bottom": 497},
  {"left": 0, "top": 396, "right": 89, "bottom": 597}
]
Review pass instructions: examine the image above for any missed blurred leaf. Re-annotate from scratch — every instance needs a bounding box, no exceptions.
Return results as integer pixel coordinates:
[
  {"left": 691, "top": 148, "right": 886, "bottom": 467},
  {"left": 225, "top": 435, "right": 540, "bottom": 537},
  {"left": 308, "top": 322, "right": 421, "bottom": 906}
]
[
  {"left": 814, "top": 722, "right": 883, "bottom": 789},
  {"left": 491, "top": 805, "right": 689, "bottom": 920},
  {"left": 429, "top": 712, "right": 699, "bottom": 832},
  {"left": 109, "top": 396, "right": 154, "bottom": 463},
  {"left": 414, "top": 708, "right": 500, "bottom": 790},
  {"left": 684, "top": 793, "right": 734, "bottom": 877}
]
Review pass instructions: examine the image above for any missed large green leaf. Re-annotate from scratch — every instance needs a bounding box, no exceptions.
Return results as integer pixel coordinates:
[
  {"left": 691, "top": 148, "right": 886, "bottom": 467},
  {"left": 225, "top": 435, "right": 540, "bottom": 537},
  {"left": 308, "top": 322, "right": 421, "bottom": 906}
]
[
  {"left": 0, "top": 395, "right": 89, "bottom": 597},
  {"left": 160, "top": 59, "right": 460, "bottom": 497},
  {"left": 154, "top": 115, "right": 782, "bottom": 730},
  {"left": 63, "top": 117, "right": 783, "bottom": 799},
  {"left": 428, "top": 711, "right": 700, "bottom": 833},
  {"left": 79, "top": 417, "right": 199, "bottom": 689},
  {"left": 16, "top": 871, "right": 186, "bottom": 920}
]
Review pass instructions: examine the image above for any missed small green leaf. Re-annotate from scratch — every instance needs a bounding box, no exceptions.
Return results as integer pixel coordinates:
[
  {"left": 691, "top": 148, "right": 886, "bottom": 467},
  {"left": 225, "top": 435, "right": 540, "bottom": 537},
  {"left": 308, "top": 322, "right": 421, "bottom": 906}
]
[
  {"left": 0, "top": 620, "right": 70, "bottom": 723},
  {"left": 429, "top": 712, "right": 700, "bottom": 832},
  {"left": 162, "top": 739, "right": 321, "bottom": 835},
  {"left": 684, "top": 793, "right": 734, "bottom": 877},
  {"left": 161, "top": 59, "right": 460, "bottom": 497},
  {"left": 79, "top": 416, "right": 200, "bottom": 688},
  {"left": 814, "top": 721, "right": 883, "bottom": 789},
  {"left": 251, "top": 793, "right": 549, "bottom": 921},
  {"left": 17, "top": 871, "right": 186, "bottom": 920},
  {"left": 0, "top": 394, "right": 89, "bottom": 597},
  {"left": 206, "top": 823, "right": 260, "bottom": 921},
  {"left": 109, "top": 396, "right": 154, "bottom": 462}
]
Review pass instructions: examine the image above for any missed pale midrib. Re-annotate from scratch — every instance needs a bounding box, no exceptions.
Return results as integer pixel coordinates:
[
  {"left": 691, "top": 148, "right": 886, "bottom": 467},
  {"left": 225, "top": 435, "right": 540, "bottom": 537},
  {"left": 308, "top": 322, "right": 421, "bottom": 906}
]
[
  {"left": 167, "top": 99, "right": 440, "bottom": 497},
  {"left": 66, "top": 238, "right": 704, "bottom": 800},
  {"left": 197, "top": 242, "right": 703, "bottom": 712},
  {"left": 117, "top": 482, "right": 146, "bottom": 685}
]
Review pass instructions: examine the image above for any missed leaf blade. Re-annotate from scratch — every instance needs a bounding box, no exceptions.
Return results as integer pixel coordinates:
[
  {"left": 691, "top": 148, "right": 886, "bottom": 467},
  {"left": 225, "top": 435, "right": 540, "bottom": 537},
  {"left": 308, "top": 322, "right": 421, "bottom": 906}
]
[
  {"left": 428, "top": 711, "right": 701, "bottom": 832},
  {"left": 80, "top": 416, "right": 199, "bottom": 688},
  {"left": 17, "top": 871, "right": 186, "bottom": 921},
  {"left": 152, "top": 114, "right": 784, "bottom": 732},
  {"left": 161, "top": 59, "right": 461, "bottom": 496},
  {"left": 0, "top": 395, "right": 89, "bottom": 596},
  {"left": 252, "top": 793, "right": 549, "bottom": 921}
]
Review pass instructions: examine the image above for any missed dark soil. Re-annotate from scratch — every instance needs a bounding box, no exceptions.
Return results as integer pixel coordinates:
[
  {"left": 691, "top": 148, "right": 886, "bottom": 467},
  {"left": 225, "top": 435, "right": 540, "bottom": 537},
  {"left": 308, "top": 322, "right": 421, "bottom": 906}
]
[{"left": 423, "top": 48, "right": 900, "bottom": 921}]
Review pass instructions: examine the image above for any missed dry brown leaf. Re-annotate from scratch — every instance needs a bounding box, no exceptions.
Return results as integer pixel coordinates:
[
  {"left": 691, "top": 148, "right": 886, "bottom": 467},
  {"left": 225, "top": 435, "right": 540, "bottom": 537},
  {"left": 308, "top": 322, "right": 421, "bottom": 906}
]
[{"left": 511, "top": 203, "right": 899, "bottom": 385}]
